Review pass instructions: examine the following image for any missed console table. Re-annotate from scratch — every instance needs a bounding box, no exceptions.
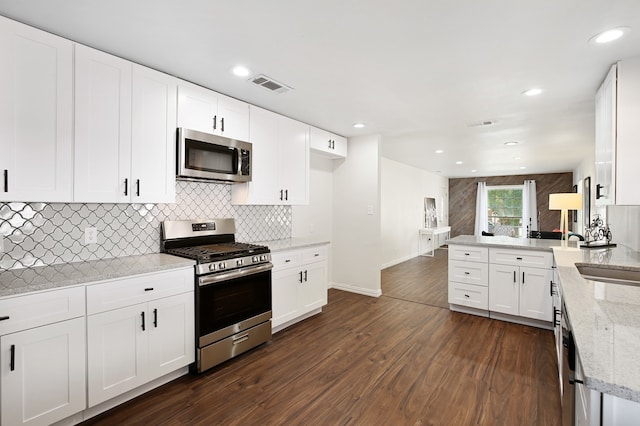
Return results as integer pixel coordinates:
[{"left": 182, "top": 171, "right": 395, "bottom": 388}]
[{"left": 418, "top": 226, "right": 451, "bottom": 257}]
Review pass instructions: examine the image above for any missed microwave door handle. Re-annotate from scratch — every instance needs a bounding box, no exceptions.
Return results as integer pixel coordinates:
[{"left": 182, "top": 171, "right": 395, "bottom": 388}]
[{"left": 237, "top": 149, "right": 242, "bottom": 175}]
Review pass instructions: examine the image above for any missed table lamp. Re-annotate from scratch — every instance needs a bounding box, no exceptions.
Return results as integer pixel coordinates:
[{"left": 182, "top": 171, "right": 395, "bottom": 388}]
[{"left": 549, "top": 193, "right": 582, "bottom": 243}]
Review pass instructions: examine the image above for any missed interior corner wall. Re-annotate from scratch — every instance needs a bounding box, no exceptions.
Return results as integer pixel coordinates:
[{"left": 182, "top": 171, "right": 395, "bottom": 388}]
[
  {"left": 331, "top": 134, "right": 381, "bottom": 297},
  {"left": 380, "top": 157, "right": 449, "bottom": 269},
  {"left": 449, "top": 172, "right": 573, "bottom": 237}
]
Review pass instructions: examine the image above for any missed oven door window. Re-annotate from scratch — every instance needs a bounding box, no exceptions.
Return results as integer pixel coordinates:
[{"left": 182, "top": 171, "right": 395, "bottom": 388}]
[
  {"left": 185, "top": 139, "right": 238, "bottom": 175},
  {"left": 198, "top": 270, "right": 271, "bottom": 337}
]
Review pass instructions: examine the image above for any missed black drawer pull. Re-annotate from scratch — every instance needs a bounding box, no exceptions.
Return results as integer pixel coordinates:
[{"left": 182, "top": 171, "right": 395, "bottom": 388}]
[
  {"left": 464, "top": 271, "right": 470, "bottom": 275},
  {"left": 136, "top": 179, "right": 140, "bottom": 196},
  {"left": 522, "top": 272, "right": 525, "bottom": 284},
  {"left": 144, "top": 287, "right": 154, "bottom": 291},
  {"left": 153, "top": 308, "right": 158, "bottom": 328},
  {"left": 124, "top": 178, "right": 128, "bottom": 196},
  {"left": 464, "top": 294, "right": 470, "bottom": 298},
  {"left": 0, "top": 316, "right": 9, "bottom": 321},
  {"left": 516, "top": 257, "right": 523, "bottom": 260},
  {"left": 141, "top": 311, "right": 146, "bottom": 331},
  {"left": 464, "top": 253, "right": 470, "bottom": 256},
  {"left": 10, "top": 344, "right": 15, "bottom": 371}
]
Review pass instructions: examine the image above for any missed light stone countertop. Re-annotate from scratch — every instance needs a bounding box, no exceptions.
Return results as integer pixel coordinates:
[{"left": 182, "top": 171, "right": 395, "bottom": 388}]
[
  {"left": 0, "top": 253, "right": 196, "bottom": 299},
  {"left": 254, "top": 237, "right": 330, "bottom": 253},
  {"left": 448, "top": 234, "right": 640, "bottom": 402}
]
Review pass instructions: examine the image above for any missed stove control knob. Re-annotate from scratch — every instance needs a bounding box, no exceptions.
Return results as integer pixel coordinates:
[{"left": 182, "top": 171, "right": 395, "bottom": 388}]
[
  {"left": 208, "top": 264, "right": 216, "bottom": 272},
  {"left": 236, "top": 259, "right": 243, "bottom": 267},
  {"left": 260, "top": 255, "right": 267, "bottom": 261},
  {"left": 252, "top": 256, "right": 259, "bottom": 263},
  {"left": 218, "top": 262, "right": 226, "bottom": 270}
]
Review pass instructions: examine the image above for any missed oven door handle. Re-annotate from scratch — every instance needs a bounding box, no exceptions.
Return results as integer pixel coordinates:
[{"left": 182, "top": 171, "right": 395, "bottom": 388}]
[{"left": 198, "top": 263, "right": 273, "bottom": 286}]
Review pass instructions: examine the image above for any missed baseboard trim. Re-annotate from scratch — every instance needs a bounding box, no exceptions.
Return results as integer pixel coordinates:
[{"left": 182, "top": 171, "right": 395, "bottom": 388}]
[
  {"left": 449, "top": 304, "right": 490, "bottom": 317},
  {"left": 273, "top": 308, "right": 322, "bottom": 334},
  {"left": 489, "top": 312, "right": 553, "bottom": 330},
  {"left": 329, "top": 282, "right": 382, "bottom": 297},
  {"left": 381, "top": 254, "right": 415, "bottom": 270}
]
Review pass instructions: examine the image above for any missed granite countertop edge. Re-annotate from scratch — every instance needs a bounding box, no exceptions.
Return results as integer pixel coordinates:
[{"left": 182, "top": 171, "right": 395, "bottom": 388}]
[
  {"left": 254, "top": 237, "right": 330, "bottom": 252},
  {"left": 0, "top": 253, "right": 196, "bottom": 299}
]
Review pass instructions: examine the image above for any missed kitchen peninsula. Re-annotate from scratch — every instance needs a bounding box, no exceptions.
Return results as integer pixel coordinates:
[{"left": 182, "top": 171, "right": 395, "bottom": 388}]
[{"left": 448, "top": 234, "right": 640, "bottom": 424}]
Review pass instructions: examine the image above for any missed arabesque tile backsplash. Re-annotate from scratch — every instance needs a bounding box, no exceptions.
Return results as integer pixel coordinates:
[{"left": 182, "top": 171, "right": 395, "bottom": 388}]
[{"left": 0, "top": 181, "right": 291, "bottom": 271}]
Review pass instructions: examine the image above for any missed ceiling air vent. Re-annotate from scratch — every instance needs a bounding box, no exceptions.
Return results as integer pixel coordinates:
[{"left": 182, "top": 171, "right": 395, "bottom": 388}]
[{"left": 249, "top": 74, "right": 293, "bottom": 94}]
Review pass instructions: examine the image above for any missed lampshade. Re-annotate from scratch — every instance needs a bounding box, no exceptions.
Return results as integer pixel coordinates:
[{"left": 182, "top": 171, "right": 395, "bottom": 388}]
[{"left": 549, "top": 193, "right": 582, "bottom": 210}]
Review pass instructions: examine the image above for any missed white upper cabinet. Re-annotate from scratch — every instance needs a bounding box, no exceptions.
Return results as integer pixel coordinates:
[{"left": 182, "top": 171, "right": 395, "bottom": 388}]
[
  {"left": 74, "top": 45, "right": 177, "bottom": 203},
  {"left": 74, "top": 44, "right": 132, "bottom": 203},
  {"left": 131, "top": 64, "right": 177, "bottom": 203},
  {"left": 177, "top": 82, "right": 249, "bottom": 142},
  {"left": 0, "top": 16, "right": 74, "bottom": 202},
  {"left": 231, "top": 106, "right": 309, "bottom": 205},
  {"left": 595, "top": 57, "right": 640, "bottom": 206},
  {"left": 309, "top": 126, "right": 347, "bottom": 159}
]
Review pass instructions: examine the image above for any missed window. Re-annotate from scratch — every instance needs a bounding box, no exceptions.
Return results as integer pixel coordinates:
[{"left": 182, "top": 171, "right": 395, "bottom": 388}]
[{"left": 487, "top": 185, "right": 524, "bottom": 237}]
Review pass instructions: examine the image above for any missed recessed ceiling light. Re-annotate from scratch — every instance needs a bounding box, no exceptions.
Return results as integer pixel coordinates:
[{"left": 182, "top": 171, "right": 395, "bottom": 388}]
[
  {"left": 471, "top": 169, "right": 477, "bottom": 173},
  {"left": 523, "top": 88, "right": 542, "bottom": 96},
  {"left": 504, "top": 141, "right": 519, "bottom": 146},
  {"left": 513, "top": 156, "right": 521, "bottom": 160},
  {"left": 590, "top": 27, "right": 629, "bottom": 44},
  {"left": 435, "top": 149, "right": 444, "bottom": 154},
  {"left": 231, "top": 65, "right": 251, "bottom": 77},
  {"left": 353, "top": 122, "right": 366, "bottom": 128},
  {"left": 519, "top": 166, "right": 527, "bottom": 170},
  {"left": 455, "top": 161, "right": 463, "bottom": 165}
]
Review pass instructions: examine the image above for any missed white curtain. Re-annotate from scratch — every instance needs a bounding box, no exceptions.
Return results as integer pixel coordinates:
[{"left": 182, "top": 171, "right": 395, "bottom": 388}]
[
  {"left": 474, "top": 182, "right": 488, "bottom": 235},
  {"left": 523, "top": 180, "right": 538, "bottom": 234}
]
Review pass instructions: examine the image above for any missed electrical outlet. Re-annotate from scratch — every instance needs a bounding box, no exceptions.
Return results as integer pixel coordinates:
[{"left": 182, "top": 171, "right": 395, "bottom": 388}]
[
  {"left": 367, "top": 205, "right": 374, "bottom": 215},
  {"left": 84, "top": 227, "right": 98, "bottom": 245}
]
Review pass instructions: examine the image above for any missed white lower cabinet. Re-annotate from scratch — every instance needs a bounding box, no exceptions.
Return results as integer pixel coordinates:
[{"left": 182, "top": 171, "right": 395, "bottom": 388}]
[
  {"left": 488, "top": 264, "right": 553, "bottom": 321},
  {"left": 0, "top": 287, "right": 86, "bottom": 426},
  {"left": 272, "top": 245, "right": 328, "bottom": 330},
  {"left": 447, "top": 245, "right": 489, "bottom": 312},
  {"left": 86, "top": 271, "right": 194, "bottom": 407}
]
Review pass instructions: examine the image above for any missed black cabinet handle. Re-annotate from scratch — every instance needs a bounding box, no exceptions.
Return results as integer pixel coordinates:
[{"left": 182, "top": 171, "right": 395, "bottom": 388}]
[
  {"left": 553, "top": 308, "right": 561, "bottom": 327},
  {"left": 136, "top": 179, "right": 140, "bottom": 196},
  {"left": 3, "top": 170, "right": 7, "bottom": 193},
  {"left": 141, "top": 311, "right": 146, "bottom": 331},
  {"left": 10, "top": 344, "right": 15, "bottom": 371},
  {"left": 516, "top": 257, "right": 523, "bottom": 260},
  {"left": 153, "top": 308, "right": 158, "bottom": 328},
  {"left": 213, "top": 115, "right": 217, "bottom": 130},
  {"left": 464, "top": 253, "right": 470, "bottom": 256},
  {"left": 304, "top": 270, "right": 308, "bottom": 282},
  {"left": 299, "top": 271, "right": 303, "bottom": 283},
  {"left": 285, "top": 189, "right": 288, "bottom": 201},
  {"left": 144, "top": 287, "right": 154, "bottom": 292},
  {"left": 124, "top": 178, "right": 128, "bottom": 196},
  {"left": 221, "top": 117, "right": 224, "bottom": 132},
  {"left": 279, "top": 189, "right": 283, "bottom": 201},
  {"left": 332, "top": 140, "right": 335, "bottom": 149},
  {"left": 513, "top": 271, "right": 516, "bottom": 282},
  {"left": 596, "top": 184, "right": 603, "bottom": 200},
  {"left": 550, "top": 281, "right": 553, "bottom": 297},
  {"left": 464, "top": 271, "right": 470, "bottom": 275},
  {"left": 328, "top": 139, "right": 332, "bottom": 149},
  {"left": 464, "top": 294, "right": 470, "bottom": 298},
  {"left": 0, "top": 316, "right": 9, "bottom": 321},
  {"left": 522, "top": 272, "right": 525, "bottom": 284}
]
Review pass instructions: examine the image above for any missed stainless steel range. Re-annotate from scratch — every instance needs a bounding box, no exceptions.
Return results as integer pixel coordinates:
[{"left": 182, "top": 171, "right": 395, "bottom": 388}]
[{"left": 161, "top": 218, "right": 272, "bottom": 373}]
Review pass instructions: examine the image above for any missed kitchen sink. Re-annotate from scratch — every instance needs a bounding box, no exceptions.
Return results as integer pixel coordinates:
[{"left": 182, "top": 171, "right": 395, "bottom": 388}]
[{"left": 577, "top": 265, "right": 640, "bottom": 286}]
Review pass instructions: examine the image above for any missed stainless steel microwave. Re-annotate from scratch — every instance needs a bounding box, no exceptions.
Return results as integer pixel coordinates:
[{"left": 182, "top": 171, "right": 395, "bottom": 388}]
[{"left": 177, "top": 128, "right": 252, "bottom": 183}]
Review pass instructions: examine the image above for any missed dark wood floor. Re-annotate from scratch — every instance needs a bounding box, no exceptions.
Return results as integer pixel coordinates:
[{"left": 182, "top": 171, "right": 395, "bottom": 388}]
[{"left": 83, "top": 253, "right": 561, "bottom": 425}]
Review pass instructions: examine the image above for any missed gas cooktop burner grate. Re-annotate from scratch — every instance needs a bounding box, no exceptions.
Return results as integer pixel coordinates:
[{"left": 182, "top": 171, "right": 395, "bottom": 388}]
[{"left": 165, "top": 242, "right": 269, "bottom": 263}]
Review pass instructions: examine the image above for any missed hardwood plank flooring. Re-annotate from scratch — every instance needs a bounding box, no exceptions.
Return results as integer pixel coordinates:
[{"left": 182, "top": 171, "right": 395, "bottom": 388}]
[
  {"left": 83, "top": 260, "right": 561, "bottom": 426},
  {"left": 381, "top": 248, "right": 449, "bottom": 309}
]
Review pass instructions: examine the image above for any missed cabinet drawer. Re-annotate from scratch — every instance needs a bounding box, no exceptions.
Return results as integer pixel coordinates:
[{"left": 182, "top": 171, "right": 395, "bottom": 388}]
[
  {"left": 0, "top": 286, "right": 85, "bottom": 335},
  {"left": 448, "top": 245, "right": 488, "bottom": 262},
  {"left": 448, "top": 259, "right": 489, "bottom": 287},
  {"left": 271, "top": 250, "right": 302, "bottom": 271},
  {"left": 448, "top": 282, "right": 488, "bottom": 310},
  {"left": 86, "top": 268, "right": 193, "bottom": 315},
  {"left": 489, "top": 248, "right": 553, "bottom": 268},
  {"left": 302, "top": 245, "right": 328, "bottom": 264}
]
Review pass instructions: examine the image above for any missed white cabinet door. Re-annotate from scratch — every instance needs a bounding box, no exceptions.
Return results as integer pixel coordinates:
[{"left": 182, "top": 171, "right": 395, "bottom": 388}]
[
  {"left": 595, "top": 64, "right": 616, "bottom": 206},
  {"left": 177, "top": 83, "right": 249, "bottom": 141},
  {"left": 87, "top": 303, "right": 148, "bottom": 407},
  {"left": 147, "top": 293, "right": 195, "bottom": 377},
  {"left": 519, "top": 266, "right": 553, "bottom": 321},
  {"left": 74, "top": 44, "right": 132, "bottom": 203},
  {"left": 278, "top": 116, "right": 309, "bottom": 205},
  {"left": 1, "top": 317, "right": 86, "bottom": 426},
  {"left": 309, "top": 126, "right": 347, "bottom": 159},
  {"left": 488, "top": 264, "right": 519, "bottom": 315},
  {"left": 615, "top": 57, "right": 640, "bottom": 205},
  {"left": 300, "top": 261, "right": 327, "bottom": 311},
  {"left": 272, "top": 267, "right": 302, "bottom": 328},
  {"left": 217, "top": 93, "right": 249, "bottom": 141},
  {"left": 131, "top": 65, "right": 177, "bottom": 203},
  {"left": 0, "top": 16, "right": 73, "bottom": 202}
]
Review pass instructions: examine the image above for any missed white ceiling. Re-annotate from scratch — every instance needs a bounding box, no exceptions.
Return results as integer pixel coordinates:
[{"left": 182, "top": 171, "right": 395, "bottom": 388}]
[{"left": 1, "top": 0, "right": 640, "bottom": 178}]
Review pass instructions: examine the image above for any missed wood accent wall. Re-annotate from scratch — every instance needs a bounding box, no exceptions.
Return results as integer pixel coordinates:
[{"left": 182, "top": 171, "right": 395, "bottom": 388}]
[{"left": 449, "top": 172, "right": 573, "bottom": 237}]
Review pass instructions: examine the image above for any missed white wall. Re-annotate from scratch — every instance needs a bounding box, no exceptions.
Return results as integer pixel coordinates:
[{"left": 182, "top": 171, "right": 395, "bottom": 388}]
[
  {"left": 380, "top": 158, "right": 449, "bottom": 268},
  {"left": 291, "top": 154, "right": 333, "bottom": 240},
  {"left": 331, "top": 134, "right": 381, "bottom": 297}
]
